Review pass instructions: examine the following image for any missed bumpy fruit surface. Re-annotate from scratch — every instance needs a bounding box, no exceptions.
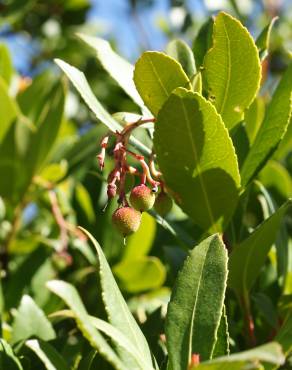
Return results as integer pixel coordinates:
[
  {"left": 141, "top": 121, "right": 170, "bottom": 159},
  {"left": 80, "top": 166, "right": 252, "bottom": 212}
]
[
  {"left": 112, "top": 207, "right": 141, "bottom": 236},
  {"left": 154, "top": 191, "right": 173, "bottom": 216},
  {"left": 130, "top": 184, "right": 155, "bottom": 212}
]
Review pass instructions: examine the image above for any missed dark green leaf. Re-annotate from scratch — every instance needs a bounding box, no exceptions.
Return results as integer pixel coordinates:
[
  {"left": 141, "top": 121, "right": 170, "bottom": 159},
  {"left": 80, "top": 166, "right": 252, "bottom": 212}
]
[
  {"left": 166, "top": 234, "right": 228, "bottom": 368},
  {"left": 154, "top": 88, "right": 240, "bottom": 233}
]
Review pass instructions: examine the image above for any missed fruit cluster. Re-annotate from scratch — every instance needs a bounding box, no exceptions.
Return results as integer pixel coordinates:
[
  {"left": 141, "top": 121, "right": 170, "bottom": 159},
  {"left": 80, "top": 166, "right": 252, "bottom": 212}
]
[{"left": 97, "top": 118, "right": 173, "bottom": 238}]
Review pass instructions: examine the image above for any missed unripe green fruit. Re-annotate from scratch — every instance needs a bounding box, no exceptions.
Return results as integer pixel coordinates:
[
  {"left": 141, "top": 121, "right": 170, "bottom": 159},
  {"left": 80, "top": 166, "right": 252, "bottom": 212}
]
[
  {"left": 130, "top": 184, "right": 155, "bottom": 212},
  {"left": 154, "top": 192, "right": 173, "bottom": 216},
  {"left": 112, "top": 207, "right": 141, "bottom": 236}
]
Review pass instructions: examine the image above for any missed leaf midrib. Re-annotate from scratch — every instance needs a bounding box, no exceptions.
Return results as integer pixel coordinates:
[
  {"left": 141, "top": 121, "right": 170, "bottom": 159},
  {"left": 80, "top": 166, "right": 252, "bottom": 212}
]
[
  {"left": 180, "top": 97, "right": 218, "bottom": 232},
  {"left": 187, "top": 244, "right": 210, "bottom": 362}
]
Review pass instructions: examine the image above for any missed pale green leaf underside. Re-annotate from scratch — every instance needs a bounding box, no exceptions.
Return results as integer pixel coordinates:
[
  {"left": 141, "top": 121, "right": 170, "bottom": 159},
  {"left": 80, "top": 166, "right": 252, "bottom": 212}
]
[
  {"left": 212, "top": 305, "right": 230, "bottom": 358},
  {"left": 55, "top": 59, "right": 151, "bottom": 156},
  {"left": 50, "top": 309, "right": 151, "bottom": 370},
  {"left": 241, "top": 62, "right": 292, "bottom": 187},
  {"left": 154, "top": 88, "right": 240, "bottom": 233},
  {"left": 134, "top": 51, "right": 191, "bottom": 116},
  {"left": 11, "top": 295, "right": 55, "bottom": 344},
  {"left": 166, "top": 234, "right": 228, "bottom": 369},
  {"left": 77, "top": 34, "right": 151, "bottom": 116},
  {"left": 203, "top": 12, "right": 261, "bottom": 130},
  {"left": 80, "top": 227, "right": 154, "bottom": 369},
  {"left": 46, "top": 280, "right": 126, "bottom": 370},
  {"left": 196, "top": 342, "right": 284, "bottom": 370},
  {"left": 228, "top": 199, "right": 292, "bottom": 297}
]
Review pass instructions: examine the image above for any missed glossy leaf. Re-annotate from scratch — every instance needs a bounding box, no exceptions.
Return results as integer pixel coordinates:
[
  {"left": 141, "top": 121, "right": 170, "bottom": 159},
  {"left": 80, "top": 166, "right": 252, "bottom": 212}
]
[
  {"left": 26, "top": 340, "right": 70, "bottom": 370},
  {"left": 203, "top": 12, "right": 261, "bottom": 130},
  {"left": 133, "top": 51, "right": 191, "bottom": 116},
  {"left": 55, "top": 59, "right": 151, "bottom": 156},
  {"left": 77, "top": 34, "right": 150, "bottom": 116},
  {"left": 154, "top": 88, "right": 240, "bottom": 233},
  {"left": 256, "top": 17, "right": 278, "bottom": 60},
  {"left": 241, "top": 62, "right": 292, "bottom": 187},
  {"left": 166, "top": 39, "right": 196, "bottom": 79},
  {"left": 46, "top": 280, "right": 126, "bottom": 370},
  {"left": 80, "top": 228, "right": 154, "bottom": 369},
  {"left": 166, "top": 234, "right": 228, "bottom": 369},
  {"left": 11, "top": 295, "right": 56, "bottom": 344},
  {"left": 228, "top": 200, "right": 292, "bottom": 297}
]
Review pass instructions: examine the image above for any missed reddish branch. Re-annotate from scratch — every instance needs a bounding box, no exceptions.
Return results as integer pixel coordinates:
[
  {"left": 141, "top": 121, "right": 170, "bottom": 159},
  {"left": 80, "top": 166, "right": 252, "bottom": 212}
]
[{"left": 97, "top": 117, "right": 162, "bottom": 208}]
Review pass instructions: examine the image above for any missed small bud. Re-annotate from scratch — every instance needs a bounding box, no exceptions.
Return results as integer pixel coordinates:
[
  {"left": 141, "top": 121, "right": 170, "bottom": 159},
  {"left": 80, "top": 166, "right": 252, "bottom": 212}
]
[
  {"left": 107, "top": 183, "right": 117, "bottom": 199},
  {"left": 112, "top": 207, "right": 141, "bottom": 236},
  {"left": 154, "top": 191, "right": 173, "bottom": 217},
  {"left": 130, "top": 184, "right": 155, "bottom": 212}
]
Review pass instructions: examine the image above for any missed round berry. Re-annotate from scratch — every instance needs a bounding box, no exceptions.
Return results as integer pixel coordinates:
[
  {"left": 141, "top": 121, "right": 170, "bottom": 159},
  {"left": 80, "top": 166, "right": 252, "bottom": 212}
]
[
  {"left": 130, "top": 184, "right": 155, "bottom": 212},
  {"left": 112, "top": 207, "right": 141, "bottom": 236},
  {"left": 154, "top": 191, "right": 173, "bottom": 217}
]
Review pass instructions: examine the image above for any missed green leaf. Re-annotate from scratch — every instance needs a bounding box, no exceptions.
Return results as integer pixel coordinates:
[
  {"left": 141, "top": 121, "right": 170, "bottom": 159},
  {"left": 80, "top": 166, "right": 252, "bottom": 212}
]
[
  {"left": 154, "top": 88, "right": 240, "bottom": 233},
  {"left": 79, "top": 228, "right": 154, "bottom": 369},
  {"left": 0, "top": 43, "right": 13, "bottom": 85},
  {"left": 26, "top": 340, "right": 70, "bottom": 370},
  {"left": 55, "top": 59, "right": 151, "bottom": 156},
  {"left": 39, "top": 160, "right": 68, "bottom": 183},
  {"left": 241, "top": 62, "right": 292, "bottom": 187},
  {"left": 75, "top": 182, "right": 96, "bottom": 223},
  {"left": 114, "top": 256, "right": 166, "bottom": 293},
  {"left": 121, "top": 212, "right": 156, "bottom": 261},
  {"left": 77, "top": 34, "right": 150, "bottom": 116},
  {"left": 166, "top": 39, "right": 196, "bottom": 79},
  {"left": 244, "top": 97, "right": 265, "bottom": 145},
  {"left": 11, "top": 295, "right": 56, "bottom": 344},
  {"left": 0, "top": 76, "right": 18, "bottom": 142},
  {"left": 165, "top": 234, "right": 228, "bottom": 369},
  {"left": 46, "top": 280, "right": 126, "bottom": 370},
  {"left": 0, "top": 339, "right": 23, "bottom": 370},
  {"left": 195, "top": 342, "right": 284, "bottom": 370},
  {"left": 259, "top": 160, "right": 292, "bottom": 199},
  {"left": 51, "top": 309, "right": 151, "bottom": 370},
  {"left": 133, "top": 51, "right": 191, "bottom": 116},
  {"left": 256, "top": 17, "right": 278, "bottom": 60},
  {"left": 212, "top": 306, "right": 230, "bottom": 358},
  {"left": 192, "top": 17, "right": 214, "bottom": 69},
  {"left": 203, "top": 12, "right": 261, "bottom": 130},
  {"left": 228, "top": 200, "right": 292, "bottom": 297}
]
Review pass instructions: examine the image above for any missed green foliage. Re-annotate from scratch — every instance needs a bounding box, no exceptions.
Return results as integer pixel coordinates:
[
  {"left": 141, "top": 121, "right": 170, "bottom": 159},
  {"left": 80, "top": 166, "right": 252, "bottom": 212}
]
[
  {"left": 166, "top": 235, "right": 228, "bottom": 368},
  {"left": 241, "top": 62, "right": 292, "bottom": 187},
  {"left": 133, "top": 51, "right": 191, "bottom": 115},
  {"left": 203, "top": 12, "right": 261, "bottom": 130},
  {"left": 154, "top": 88, "right": 240, "bottom": 232},
  {"left": 0, "top": 5, "right": 292, "bottom": 370}
]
